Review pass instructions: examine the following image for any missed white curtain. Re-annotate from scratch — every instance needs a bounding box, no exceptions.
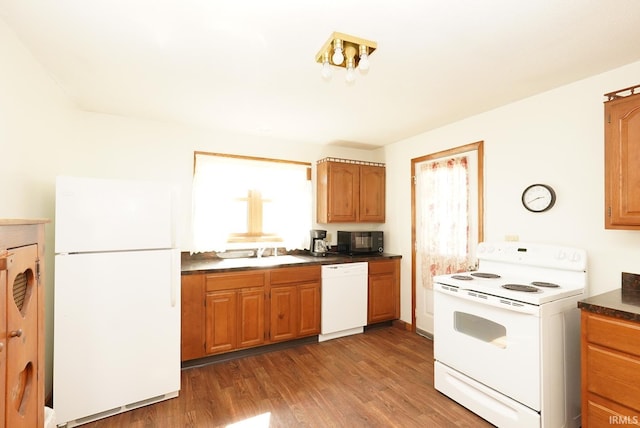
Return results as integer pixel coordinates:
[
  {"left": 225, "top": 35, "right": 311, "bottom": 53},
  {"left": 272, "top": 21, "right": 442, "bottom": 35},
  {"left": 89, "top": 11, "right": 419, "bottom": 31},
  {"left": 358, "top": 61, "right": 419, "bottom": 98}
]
[
  {"left": 419, "top": 155, "right": 472, "bottom": 289},
  {"left": 191, "top": 154, "right": 311, "bottom": 253}
]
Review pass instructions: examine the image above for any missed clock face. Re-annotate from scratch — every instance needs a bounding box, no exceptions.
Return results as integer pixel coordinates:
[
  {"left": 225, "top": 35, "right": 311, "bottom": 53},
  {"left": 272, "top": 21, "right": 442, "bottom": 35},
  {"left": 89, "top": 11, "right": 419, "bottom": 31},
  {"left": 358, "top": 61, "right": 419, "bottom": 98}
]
[{"left": 522, "top": 184, "right": 556, "bottom": 212}]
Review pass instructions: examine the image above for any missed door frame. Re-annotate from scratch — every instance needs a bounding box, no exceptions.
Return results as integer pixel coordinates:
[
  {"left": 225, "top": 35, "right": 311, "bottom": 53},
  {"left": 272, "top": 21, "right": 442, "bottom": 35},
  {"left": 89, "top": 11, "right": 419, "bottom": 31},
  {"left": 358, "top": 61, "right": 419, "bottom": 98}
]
[{"left": 410, "top": 141, "right": 485, "bottom": 331}]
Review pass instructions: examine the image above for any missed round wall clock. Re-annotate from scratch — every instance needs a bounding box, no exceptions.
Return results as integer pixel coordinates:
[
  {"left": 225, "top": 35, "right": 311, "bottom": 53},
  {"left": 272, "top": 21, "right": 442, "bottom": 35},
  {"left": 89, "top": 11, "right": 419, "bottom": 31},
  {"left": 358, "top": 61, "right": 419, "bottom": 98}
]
[{"left": 521, "top": 184, "right": 556, "bottom": 212}]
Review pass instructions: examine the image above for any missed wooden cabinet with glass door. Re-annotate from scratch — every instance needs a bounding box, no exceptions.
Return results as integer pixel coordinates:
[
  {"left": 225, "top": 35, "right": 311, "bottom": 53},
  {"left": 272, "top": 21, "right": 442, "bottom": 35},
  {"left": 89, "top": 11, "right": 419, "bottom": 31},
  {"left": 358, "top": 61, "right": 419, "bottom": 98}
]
[
  {"left": 604, "top": 85, "right": 640, "bottom": 229},
  {"left": 316, "top": 158, "right": 385, "bottom": 223},
  {"left": 367, "top": 259, "right": 400, "bottom": 324},
  {"left": 0, "top": 219, "right": 47, "bottom": 428}
]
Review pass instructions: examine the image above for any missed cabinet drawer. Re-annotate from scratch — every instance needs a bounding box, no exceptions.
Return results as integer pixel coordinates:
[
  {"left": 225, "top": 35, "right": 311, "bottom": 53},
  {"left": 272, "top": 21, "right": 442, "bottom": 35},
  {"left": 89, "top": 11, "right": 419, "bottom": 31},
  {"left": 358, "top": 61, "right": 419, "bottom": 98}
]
[
  {"left": 205, "top": 271, "right": 266, "bottom": 291},
  {"left": 586, "top": 343, "right": 640, "bottom": 411},
  {"left": 270, "top": 265, "right": 320, "bottom": 285},
  {"left": 586, "top": 313, "right": 640, "bottom": 357},
  {"left": 586, "top": 393, "right": 640, "bottom": 427},
  {"left": 368, "top": 259, "right": 397, "bottom": 275}
]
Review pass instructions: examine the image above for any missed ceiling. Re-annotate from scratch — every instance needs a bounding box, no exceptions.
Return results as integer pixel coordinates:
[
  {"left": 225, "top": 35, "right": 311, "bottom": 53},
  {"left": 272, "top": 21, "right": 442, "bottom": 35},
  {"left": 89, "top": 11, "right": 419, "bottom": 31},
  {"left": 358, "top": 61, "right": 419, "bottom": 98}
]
[{"left": 2, "top": 1, "right": 640, "bottom": 149}]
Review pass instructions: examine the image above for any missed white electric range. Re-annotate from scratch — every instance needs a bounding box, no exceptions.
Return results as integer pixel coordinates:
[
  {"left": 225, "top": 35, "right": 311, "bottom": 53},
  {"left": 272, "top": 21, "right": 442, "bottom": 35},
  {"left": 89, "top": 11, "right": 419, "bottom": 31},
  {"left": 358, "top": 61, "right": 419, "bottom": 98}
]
[{"left": 433, "top": 241, "right": 587, "bottom": 428}]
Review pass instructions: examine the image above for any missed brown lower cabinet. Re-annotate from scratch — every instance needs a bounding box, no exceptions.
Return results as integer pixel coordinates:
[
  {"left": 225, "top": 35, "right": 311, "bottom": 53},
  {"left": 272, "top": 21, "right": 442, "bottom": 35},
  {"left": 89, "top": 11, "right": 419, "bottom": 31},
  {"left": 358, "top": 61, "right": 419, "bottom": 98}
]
[
  {"left": 269, "top": 266, "right": 321, "bottom": 342},
  {"left": 181, "top": 260, "right": 400, "bottom": 361},
  {"left": 204, "top": 270, "right": 266, "bottom": 355},
  {"left": 368, "top": 259, "right": 400, "bottom": 324},
  {"left": 181, "top": 265, "right": 321, "bottom": 361},
  {"left": 581, "top": 310, "right": 640, "bottom": 427}
]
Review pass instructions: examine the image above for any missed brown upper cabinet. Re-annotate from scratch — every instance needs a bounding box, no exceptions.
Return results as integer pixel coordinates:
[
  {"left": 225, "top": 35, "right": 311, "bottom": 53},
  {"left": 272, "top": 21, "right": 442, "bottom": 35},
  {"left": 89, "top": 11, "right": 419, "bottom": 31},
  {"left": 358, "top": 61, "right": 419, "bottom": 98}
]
[
  {"left": 604, "top": 85, "right": 640, "bottom": 230},
  {"left": 316, "top": 158, "right": 385, "bottom": 223}
]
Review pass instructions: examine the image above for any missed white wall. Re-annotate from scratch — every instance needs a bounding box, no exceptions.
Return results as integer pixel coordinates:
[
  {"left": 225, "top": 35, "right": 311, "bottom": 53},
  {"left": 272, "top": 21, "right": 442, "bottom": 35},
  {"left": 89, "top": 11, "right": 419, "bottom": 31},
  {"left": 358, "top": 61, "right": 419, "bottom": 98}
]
[{"left": 383, "top": 60, "right": 640, "bottom": 323}]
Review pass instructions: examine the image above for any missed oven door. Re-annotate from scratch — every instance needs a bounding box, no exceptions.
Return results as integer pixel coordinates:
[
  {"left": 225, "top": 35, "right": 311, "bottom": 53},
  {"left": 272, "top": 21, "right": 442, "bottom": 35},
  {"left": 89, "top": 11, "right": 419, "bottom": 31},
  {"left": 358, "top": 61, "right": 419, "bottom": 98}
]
[{"left": 434, "top": 288, "right": 541, "bottom": 411}]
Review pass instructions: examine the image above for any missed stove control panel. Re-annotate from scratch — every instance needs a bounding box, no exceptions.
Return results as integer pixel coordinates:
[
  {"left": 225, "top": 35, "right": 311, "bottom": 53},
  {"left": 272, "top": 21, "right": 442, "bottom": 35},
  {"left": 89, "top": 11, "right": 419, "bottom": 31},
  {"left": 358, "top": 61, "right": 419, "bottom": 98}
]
[{"left": 477, "top": 242, "right": 586, "bottom": 271}]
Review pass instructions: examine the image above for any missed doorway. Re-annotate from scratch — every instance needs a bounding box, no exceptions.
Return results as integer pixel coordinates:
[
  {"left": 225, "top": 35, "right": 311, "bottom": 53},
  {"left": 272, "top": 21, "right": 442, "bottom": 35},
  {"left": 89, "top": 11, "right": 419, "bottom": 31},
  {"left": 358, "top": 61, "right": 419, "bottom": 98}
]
[{"left": 411, "top": 141, "right": 484, "bottom": 335}]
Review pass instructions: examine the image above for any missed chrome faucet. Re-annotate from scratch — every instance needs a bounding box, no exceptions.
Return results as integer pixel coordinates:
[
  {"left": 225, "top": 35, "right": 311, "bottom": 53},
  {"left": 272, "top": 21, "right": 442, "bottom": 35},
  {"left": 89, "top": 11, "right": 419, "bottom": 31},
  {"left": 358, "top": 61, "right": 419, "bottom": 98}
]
[{"left": 256, "top": 246, "right": 278, "bottom": 258}]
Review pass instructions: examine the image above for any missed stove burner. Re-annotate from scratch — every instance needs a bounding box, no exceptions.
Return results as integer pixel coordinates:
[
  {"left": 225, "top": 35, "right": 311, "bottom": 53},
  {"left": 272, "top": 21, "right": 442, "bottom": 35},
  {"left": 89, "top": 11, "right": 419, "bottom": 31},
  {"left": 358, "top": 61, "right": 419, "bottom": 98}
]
[
  {"left": 451, "top": 275, "right": 473, "bottom": 280},
  {"left": 531, "top": 281, "right": 560, "bottom": 288},
  {"left": 471, "top": 272, "right": 501, "bottom": 279},
  {"left": 502, "top": 284, "right": 540, "bottom": 292}
]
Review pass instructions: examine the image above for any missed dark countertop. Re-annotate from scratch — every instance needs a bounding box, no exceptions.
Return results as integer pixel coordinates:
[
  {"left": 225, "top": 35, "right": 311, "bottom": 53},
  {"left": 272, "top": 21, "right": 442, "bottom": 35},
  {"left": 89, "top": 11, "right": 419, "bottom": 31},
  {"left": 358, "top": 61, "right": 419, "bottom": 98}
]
[
  {"left": 181, "top": 252, "right": 402, "bottom": 275},
  {"left": 578, "top": 272, "right": 640, "bottom": 322}
]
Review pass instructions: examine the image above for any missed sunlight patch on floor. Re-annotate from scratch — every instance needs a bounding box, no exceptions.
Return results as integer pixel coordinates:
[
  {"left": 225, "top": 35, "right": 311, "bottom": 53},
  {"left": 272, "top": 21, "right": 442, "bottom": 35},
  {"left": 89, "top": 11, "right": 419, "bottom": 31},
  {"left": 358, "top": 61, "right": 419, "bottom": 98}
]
[{"left": 226, "top": 412, "right": 271, "bottom": 428}]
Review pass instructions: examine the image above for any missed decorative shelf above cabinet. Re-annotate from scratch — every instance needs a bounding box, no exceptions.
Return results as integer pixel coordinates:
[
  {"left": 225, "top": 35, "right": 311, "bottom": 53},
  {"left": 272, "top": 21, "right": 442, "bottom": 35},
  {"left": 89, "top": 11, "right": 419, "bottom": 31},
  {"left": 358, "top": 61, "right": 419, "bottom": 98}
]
[
  {"left": 316, "top": 157, "right": 385, "bottom": 223},
  {"left": 604, "top": 84, "right": 640, "bottom": 230}
]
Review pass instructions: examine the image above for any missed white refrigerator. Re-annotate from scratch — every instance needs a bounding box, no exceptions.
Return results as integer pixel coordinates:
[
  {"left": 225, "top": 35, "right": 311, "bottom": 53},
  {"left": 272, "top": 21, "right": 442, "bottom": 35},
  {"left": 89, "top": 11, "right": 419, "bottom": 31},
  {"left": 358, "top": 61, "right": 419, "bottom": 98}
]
[{"left": 53, "top": 176, "right": 181, "bottom": 427}]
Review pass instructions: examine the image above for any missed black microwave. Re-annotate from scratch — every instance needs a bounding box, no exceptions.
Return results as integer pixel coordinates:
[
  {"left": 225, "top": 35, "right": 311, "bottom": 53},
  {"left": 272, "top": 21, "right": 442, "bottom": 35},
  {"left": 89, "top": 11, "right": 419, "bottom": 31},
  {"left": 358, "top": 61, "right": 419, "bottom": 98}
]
[{"left": 337, "top": 231, "right": 384, "bottom": 255}]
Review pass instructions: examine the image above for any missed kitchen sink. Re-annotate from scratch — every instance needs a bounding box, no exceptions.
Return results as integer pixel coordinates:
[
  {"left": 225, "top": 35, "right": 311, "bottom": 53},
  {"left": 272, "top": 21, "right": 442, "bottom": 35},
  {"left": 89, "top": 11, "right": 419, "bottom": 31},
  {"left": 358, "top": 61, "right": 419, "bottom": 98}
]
[{"left": 217, "top": 254, "right": 308, "bottom": 268}]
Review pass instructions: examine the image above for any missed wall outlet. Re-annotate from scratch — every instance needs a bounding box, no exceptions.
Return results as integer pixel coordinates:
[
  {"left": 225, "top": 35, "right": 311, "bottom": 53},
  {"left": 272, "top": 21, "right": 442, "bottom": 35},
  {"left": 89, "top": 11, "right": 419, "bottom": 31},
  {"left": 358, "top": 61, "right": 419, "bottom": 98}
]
[
  {"left": 326, "top": 232, "right": 332, "bottom": 243},
  {"left": 505, "top": 234, "right": 519, "bottom": 241}
]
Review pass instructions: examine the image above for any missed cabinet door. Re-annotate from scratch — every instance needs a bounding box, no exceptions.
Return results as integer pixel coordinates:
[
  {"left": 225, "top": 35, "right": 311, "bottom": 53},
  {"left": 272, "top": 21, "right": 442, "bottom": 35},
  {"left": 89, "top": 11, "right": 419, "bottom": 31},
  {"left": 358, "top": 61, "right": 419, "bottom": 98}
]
[
  {"left": 584, "top": 393, "right": 640, "bottom": 428},
  {"left": 237, "top": 288, "right": 265, "bottom": 348},
  {"left": 5, "top": 245, "right": 39, "bottom": 428},
  {"left": 368, "top": 260, "right": 400, "bottom": 324},
  {"left": 205, "top": 290, "right": 237, "bottom": 354},
  {"left": 326, "top": 162, "right": 359, "bottom": 223},
  {"left": 181, "top": 274, "right": 205, "bottom": 361},
  {"left": 368, "top": 273, "right": 398, "bottom": 323},
  {"left": 360, "top": 165, "right": 385, "bottom": 222},
  {"left": 605, "top": 92, "right": 640, "bottom": 229},
  {"left": 298, "top": 282, "right": 321, "bottom": 337},
  {"left": 270, "top": 285, "right": 297, "bottom": 342}
]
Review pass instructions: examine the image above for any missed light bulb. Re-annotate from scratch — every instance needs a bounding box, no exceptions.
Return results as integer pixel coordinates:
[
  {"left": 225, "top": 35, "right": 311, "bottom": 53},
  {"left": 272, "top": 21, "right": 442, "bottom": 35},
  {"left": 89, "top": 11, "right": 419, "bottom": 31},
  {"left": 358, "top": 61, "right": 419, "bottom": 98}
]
[
  {"left": 358, "top": 53, "right": 370, "bottom": 73},
  {"left": 358, "top": 45, "right": 370, "bottom": 73},
  {"left": 321, "top": 61, "right": 332, "bottom": 80},
  {"left": 346, "top": 66, "right": 355, "bottom": 83},
  {"left": 332, "top": 39, "right": 344, "bottom": 65},
  {"left": 332, "top": 47, "right": 344, "bottom": 65},
  {"left": 345, "top": 55, "right": 356, "bottom": 83}
]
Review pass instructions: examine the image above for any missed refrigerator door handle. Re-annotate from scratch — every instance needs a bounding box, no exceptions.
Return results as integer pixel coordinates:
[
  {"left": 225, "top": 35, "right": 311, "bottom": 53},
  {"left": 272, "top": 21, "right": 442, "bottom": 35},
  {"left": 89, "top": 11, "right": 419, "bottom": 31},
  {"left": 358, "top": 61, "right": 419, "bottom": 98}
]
[{"left": 171, "top": 250, "right": 178, "bottom": 307}]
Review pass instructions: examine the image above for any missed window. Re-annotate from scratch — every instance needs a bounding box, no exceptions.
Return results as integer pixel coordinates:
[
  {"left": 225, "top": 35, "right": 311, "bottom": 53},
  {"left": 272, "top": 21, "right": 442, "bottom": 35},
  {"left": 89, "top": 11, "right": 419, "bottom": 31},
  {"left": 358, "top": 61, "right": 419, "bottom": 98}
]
[{"left": 191, "top": 152, "right": 312, "bottom": 253}]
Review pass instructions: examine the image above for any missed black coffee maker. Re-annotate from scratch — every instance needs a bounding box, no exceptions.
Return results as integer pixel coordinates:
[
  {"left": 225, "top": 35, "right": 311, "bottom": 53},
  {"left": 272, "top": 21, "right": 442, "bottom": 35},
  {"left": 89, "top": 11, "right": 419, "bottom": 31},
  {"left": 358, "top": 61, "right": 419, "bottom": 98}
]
[{"left": 310, "top": 229, "right": 328, "bottom": 256}]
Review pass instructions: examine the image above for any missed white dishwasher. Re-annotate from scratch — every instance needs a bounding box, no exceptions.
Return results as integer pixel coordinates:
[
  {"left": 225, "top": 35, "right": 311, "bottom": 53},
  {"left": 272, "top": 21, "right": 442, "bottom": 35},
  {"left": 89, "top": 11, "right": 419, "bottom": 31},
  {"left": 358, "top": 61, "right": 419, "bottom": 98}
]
[{"left": 319, "top": 262, "right": 368, "bottom": 342}]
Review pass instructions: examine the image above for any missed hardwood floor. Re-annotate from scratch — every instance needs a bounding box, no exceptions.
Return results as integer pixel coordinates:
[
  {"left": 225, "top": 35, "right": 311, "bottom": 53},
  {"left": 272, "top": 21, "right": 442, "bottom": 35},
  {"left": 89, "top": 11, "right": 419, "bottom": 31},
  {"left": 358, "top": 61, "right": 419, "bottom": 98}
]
[{"left": 81, "top": 326, "right": 493, "bottom": 427}]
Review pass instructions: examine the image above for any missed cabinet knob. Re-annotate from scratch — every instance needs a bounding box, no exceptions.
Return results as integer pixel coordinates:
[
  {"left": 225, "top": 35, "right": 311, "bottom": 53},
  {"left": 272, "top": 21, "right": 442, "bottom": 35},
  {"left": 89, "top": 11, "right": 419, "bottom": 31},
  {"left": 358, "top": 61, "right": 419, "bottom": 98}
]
[
  {"left": 9, "top": 329, "right": 22, "bottom": 338},
  {"left": 0, "top": 342, "right": 3, "bottom": 352}
]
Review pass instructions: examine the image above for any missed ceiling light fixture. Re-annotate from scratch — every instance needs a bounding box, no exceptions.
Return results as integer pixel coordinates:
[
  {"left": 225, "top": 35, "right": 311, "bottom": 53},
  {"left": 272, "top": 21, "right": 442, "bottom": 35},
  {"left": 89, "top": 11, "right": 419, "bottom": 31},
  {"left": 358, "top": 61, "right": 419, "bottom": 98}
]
[{"left": 315, "top": 32, "right": 377, "bottom": 83}]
